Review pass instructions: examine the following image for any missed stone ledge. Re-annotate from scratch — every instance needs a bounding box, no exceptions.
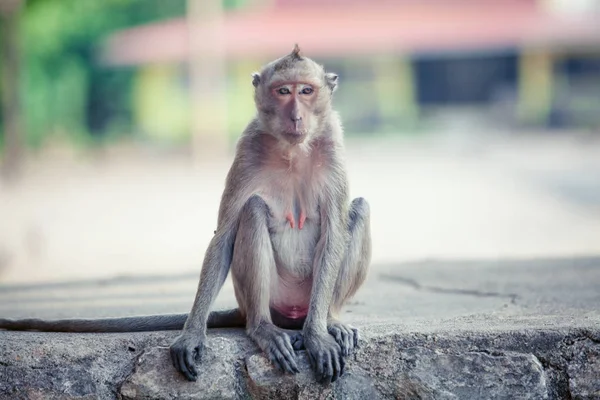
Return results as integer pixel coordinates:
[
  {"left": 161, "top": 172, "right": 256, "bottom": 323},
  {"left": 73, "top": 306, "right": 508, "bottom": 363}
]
[{"left": 1, "top": 325, "right": 599, "bottom": 399}]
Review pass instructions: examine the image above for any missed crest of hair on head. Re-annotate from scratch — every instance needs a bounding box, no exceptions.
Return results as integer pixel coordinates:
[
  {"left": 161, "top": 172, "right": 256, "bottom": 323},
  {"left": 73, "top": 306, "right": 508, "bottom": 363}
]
[{"left": 291, "top": 43, "right": 302, "bottom": 60}]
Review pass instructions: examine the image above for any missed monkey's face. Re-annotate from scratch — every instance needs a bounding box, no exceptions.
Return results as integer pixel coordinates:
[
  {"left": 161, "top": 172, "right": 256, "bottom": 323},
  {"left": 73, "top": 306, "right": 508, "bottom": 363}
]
[
  {"left": 253, "top": 46, "right": 338, "bottom": 145},
  {"left": 265, "top": 80, "right": 321, "bottom": 144}
]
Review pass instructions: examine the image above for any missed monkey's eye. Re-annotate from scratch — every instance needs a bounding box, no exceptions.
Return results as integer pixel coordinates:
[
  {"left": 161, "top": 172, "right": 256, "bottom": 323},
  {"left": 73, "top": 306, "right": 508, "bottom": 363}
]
[
  {"left": 301, "top": 87, "right": 314, "bottom": 95},
  {"left": 277, "top": 87, "right": 291, "bottom": 95}
]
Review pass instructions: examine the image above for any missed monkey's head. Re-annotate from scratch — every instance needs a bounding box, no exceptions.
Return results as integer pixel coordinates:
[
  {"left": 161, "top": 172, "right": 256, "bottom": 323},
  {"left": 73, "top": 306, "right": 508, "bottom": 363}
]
[{"left": 252, "top": 44, "right": 338, "bottom": 145}]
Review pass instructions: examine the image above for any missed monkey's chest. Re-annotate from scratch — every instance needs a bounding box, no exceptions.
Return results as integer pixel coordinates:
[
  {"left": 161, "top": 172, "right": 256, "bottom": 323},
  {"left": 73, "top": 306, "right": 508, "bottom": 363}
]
[{"left": 257, "top": 182, "right": 321, "bottom": 277}]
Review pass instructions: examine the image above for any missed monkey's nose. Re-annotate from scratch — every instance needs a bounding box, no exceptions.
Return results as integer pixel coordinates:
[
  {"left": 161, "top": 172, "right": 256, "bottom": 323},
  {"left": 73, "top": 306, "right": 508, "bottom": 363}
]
[{"left": 291, "top": 116, "right": 302, "bottom": 122}]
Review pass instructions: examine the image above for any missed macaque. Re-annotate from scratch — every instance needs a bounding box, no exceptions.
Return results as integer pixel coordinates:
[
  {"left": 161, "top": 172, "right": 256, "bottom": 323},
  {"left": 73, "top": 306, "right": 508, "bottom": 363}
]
[{"left": 0, "top": 45, "right": 371, "bottom": 384}]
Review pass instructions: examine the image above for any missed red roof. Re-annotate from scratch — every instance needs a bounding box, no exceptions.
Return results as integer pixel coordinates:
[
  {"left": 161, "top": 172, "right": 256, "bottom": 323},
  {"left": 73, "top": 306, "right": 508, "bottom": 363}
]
[{"left": 101, "top": 1, "right": 600, "bottom": 66}]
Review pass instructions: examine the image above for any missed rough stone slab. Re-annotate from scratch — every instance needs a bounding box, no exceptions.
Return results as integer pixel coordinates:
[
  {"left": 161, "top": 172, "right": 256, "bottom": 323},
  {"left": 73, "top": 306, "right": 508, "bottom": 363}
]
[
  {"left": 2, "top": 328, "right": 600, "bottom": 400},
  {"left": 391, "top": 348, "right": 547, "bottom": 399},
  {"left": 567, "top": 338, "right": 600, "bottom": 400},
  {"left": 245, "top": 346, "right": 548, "bottom": 399},
  {"left": 121, "top": 337, "right": 247, "bottom": 400},
  {"left": 245, "top": 352, "right": 382, "bottom": 399},
  {"left": 0, "top": 331, "right": 174, "bottom": 400}
]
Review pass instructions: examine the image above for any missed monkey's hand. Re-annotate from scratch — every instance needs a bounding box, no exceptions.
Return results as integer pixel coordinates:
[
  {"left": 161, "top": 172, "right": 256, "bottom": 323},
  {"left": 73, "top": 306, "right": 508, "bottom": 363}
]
[
  {"left": 304, "top": 329, "right": 345, "bottom": 383},
  {"left": 249, "top": 323, "right": 300, "bottom": 374},
  {"left": 169, "top": 330, "right": 206, "bottom": 381},
  {"left": 327, "top": 320, "right": 359, "bottom": 357}
]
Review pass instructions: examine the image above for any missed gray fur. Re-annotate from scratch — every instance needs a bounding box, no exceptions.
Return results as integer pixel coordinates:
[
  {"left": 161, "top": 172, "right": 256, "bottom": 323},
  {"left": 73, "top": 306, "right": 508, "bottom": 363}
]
[
  {"left": 173, "top": 45, "right": 371, "bottom": 383},
  {"left": 0, "top": 46, "right": 372, "bottom": 385}
]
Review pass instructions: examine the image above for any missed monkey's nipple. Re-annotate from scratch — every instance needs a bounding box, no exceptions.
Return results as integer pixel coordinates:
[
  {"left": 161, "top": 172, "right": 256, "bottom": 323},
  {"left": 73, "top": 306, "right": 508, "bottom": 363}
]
[
  {"left": 285, "top": 211, "right": 306, "bottom": 229},
  {"left": 298, "top": 211, "right": 306, "bottom": 230},
  {"left": 285, "top": 211, "right": 295, "bottom": 229}
]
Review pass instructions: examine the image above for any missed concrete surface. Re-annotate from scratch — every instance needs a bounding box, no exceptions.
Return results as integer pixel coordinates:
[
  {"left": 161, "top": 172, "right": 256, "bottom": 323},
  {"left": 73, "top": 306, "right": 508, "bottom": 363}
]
[{"left": 1, "top": 257, "right": 599, "bottom": 399}]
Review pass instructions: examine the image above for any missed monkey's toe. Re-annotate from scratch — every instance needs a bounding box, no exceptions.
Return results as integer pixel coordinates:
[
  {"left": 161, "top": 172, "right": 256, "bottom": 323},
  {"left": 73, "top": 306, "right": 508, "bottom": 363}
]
[
  {"left": 288, "top": 331, "right": 305, "bottom": 350},
  {"left": 327, "top": 321, "right": 358, "bottom": 357}
]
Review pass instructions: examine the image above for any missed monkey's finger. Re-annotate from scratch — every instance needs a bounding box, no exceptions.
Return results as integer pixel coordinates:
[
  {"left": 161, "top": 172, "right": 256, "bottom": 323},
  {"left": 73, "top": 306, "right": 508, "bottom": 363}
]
[
  {"left": 352, "top": 327, "right": 360, "bottom": 349},
  {"left": 316, "top": 350, "right": 325, "bottom": 378},
  {"left": 275, "top": 336, "right": 299, "bottom": 372},
  {"left": 331, "top": 350, "right": 341, "bottom": 382},
  {"left": 337, "top": 327, "right": 349, "bottom": 356},
  {"left": 339, "top": 350, "right": 346, "bottom": 376},
  {"left": 284, "top": 338, "right": 296, "bottom": 359},
  {"left": 177, "top": 350, "right": 197, "bottom": 381},
  {"left": 331, "top": 327, "right": 343, "bottom": 344},
  {"left": 343, "top": 327, "right": 353, "bottom": 355},
  {"left": 170, "top": 347, "right": 182, "bottom": 373},
  {"left": 281, "top": 351, "right": 300, "bottom": 374},
  {"left": 194, "top": 344, "right": 204, "bottom": 362},
  {"left": 185, "top": 348, "right": 199, "bottom": 379},
  {"left": 272, "top": 347, "right": 297, "bottom": 374},
  {"left": 308, "top": 349, "right": 320, "bottom": 374},
  {"left": 322, "top": 351, "right": 334, "bottom": 383},
  {"left": 268, "top": 348, "right": 286, "bottom": 373},
  {"left": 169, "top": 347, "right": 177, "bottom": 368},
  {"left": 267, "top": 349, "right": 284, "bottom": 372},
  {"left": 276, "top": 335, "right": 296, "bottom": 362}
]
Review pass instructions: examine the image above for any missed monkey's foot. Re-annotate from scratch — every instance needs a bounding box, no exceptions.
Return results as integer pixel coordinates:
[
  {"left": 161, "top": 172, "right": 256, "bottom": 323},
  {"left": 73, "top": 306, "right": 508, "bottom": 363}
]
[
  {"left": 286, "top": 330, "right": 304, "bottom": 350},
  {"left": 327, "top": 320, "right": 359, "bottom": 357},
  {"left": 250, "top": 322, "right": 300, "bottom": 374}
]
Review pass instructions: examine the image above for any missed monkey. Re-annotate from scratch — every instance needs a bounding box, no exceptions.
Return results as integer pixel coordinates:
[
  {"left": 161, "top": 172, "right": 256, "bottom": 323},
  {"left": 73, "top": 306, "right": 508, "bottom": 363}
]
[{"left": 0, "top": 44, "right": 372, "bottom": 384}]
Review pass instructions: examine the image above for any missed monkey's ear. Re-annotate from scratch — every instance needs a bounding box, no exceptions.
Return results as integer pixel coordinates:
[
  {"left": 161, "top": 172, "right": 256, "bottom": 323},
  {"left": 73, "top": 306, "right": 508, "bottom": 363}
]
[
  {"left": 325, "top": 72, "right": 338, "bottom": 92},
  {"left": 251, "top": 72, "right": 261, "bottom": 88}
]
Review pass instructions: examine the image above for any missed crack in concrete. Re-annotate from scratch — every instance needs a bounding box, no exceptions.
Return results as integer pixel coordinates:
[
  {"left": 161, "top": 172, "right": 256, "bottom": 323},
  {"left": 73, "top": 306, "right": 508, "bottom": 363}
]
[{"left": 380, "top": 274, "right": 518, "bottom": 304}]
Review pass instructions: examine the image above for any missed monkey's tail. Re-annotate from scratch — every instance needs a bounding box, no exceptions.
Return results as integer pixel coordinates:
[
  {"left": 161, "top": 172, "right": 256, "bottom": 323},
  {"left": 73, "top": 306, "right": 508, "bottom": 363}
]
[
  {"left": 207, "top": 308, "right": 245, "bottom": 328},
  {"left": 0, "top": 308, "right": 245, "bottom": 332}
]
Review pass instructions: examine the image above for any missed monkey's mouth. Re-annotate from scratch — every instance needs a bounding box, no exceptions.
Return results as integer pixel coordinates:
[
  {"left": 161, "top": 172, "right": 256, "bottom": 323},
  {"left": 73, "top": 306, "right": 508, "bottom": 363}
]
[{"left": 283, "top": 130, "right": 307, "bottom": 144}]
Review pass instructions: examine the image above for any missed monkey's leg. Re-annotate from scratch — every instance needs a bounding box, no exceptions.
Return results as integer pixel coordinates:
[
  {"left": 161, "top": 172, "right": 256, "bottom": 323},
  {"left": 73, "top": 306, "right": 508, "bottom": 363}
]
[
  {"left": 231, "top": 195, "right": 300, "bottom": 374},
  {"left": 328, "top": 197, "right": 371, "bottom": 356}
]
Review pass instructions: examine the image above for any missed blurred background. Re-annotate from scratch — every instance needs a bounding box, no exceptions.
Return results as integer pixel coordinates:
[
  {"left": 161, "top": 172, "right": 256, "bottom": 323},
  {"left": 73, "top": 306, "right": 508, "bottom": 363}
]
[{"left": 0, "top": 0, "right": 599, "bottom": 300}]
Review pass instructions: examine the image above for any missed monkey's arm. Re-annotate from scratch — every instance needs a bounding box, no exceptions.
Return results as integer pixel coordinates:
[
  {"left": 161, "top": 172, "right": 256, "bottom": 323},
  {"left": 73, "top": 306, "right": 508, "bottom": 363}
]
[
  {"left": 305, "top": 196, "right": 347, "bottom": 332},
  {"left": 181, "top": 230, "right": 236, "bottom": 333},
  {"left": 303, "top": 156, "right": 350, "bottom": 382},
  {"left": 170, "top": 156, "right": 249, "bottom": 381}
]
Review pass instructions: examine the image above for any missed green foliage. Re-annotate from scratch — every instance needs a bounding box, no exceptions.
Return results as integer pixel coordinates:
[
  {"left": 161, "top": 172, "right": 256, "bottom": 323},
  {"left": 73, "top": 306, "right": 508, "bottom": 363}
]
[{"left": 18, "top": 0, "right": 191, "bottom": 148}]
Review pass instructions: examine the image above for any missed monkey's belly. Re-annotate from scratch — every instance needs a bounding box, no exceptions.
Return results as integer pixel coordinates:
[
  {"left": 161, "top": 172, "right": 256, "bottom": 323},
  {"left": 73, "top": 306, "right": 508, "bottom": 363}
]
[
  {"left": 270, "top": 273, "right": 312, "bottom": 320},
  {"left": 267, "top": 204, "right": 319, "bottom": 320}
]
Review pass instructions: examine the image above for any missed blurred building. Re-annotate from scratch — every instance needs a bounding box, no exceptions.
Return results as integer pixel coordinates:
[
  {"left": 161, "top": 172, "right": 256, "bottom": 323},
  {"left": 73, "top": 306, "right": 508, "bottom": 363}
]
[{"left": 100, "top": 0, "right": 600, "bottom": 141}]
